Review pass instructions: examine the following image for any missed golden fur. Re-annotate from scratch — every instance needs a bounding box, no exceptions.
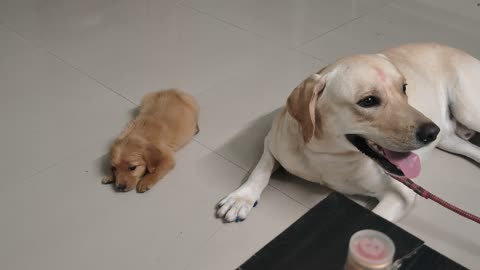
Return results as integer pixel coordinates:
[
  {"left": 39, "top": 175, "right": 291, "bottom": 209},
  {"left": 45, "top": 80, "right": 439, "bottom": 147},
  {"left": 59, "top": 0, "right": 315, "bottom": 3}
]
[
  {"left": 102, "top": 89, "right": 199, "bottom": 192},
  {"left": 287, "top": 74, "right": 326, "bottom": 143}
]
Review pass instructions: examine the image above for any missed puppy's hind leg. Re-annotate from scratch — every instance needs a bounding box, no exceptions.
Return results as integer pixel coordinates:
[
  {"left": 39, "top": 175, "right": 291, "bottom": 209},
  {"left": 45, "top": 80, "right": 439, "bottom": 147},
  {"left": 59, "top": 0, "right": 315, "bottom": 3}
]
[
  {"left": 217, "top": 136, "right": 279, "bottom": 222},
  {"left": 438, "top": 133, "right": 480, "bottom": 164}
]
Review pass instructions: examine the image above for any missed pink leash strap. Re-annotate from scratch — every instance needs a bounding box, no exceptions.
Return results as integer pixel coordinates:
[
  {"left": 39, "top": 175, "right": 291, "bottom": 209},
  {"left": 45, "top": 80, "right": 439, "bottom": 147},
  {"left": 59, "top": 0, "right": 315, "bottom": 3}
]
[{"left": 390, "top": 175, "right": 480, "bottom": 224}]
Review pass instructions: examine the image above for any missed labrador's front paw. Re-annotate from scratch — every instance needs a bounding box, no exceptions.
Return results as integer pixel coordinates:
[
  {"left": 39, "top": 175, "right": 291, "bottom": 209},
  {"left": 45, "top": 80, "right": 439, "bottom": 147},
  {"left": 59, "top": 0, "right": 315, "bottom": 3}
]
[{"left": 216, "top": 189, "right": 258, "bottom": 223}]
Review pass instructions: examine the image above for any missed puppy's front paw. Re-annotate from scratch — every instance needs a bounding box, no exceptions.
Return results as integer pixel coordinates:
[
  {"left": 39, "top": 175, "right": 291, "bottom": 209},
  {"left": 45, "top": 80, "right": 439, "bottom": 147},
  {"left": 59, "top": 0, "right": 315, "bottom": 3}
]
[
  {"left": 136, "top": 180, "right": 153, "bottom": 193},
  {"left": 101, "top": 175, "right": 114, "bottom": 184},
  {"left": 216, "top": 190, "right": 258, "bottom": 223}
]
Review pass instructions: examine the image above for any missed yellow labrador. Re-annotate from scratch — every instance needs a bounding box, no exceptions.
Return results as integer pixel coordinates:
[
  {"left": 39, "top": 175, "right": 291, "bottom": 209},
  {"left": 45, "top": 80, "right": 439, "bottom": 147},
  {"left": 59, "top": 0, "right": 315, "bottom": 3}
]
[{"left": 217, "top": 43, "right": 480, "bottom": 223}]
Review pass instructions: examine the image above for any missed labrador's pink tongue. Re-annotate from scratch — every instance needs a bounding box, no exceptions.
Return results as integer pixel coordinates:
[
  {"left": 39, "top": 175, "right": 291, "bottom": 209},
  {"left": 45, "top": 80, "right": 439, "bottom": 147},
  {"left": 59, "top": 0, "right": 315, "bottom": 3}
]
[{"left": 383, "top": 150, "right": 421, "bottom": 178}]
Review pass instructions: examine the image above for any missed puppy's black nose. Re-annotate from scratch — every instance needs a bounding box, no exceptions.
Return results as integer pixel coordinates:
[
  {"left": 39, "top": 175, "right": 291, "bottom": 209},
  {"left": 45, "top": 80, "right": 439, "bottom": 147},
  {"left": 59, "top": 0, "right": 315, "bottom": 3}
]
[
  {"left": 116, "top": 184, "right": 127, "bottom": 191},
  {"left": 416, "top": 122, "right": 440, "bottom": 144}
]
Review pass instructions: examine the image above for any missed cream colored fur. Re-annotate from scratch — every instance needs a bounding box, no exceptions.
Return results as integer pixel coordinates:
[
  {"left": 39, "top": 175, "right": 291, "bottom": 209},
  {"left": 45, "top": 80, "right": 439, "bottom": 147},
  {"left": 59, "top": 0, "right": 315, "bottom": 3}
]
[{"left": 217, "top": 43, "right": 480, "bottom": 223}]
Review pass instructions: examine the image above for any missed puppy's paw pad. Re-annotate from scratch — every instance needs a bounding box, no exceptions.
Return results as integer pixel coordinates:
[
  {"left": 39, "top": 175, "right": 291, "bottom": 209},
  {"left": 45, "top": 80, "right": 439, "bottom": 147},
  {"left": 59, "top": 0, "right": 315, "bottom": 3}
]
[
  {"left": 136, "top": 181, "right": 152, "bottom": 193},
  {"left": 216, "top": 192, "right": 257, "bottom": 223},
  {"left": 101, "top": 176, "right": 114, "bottom": 184}
]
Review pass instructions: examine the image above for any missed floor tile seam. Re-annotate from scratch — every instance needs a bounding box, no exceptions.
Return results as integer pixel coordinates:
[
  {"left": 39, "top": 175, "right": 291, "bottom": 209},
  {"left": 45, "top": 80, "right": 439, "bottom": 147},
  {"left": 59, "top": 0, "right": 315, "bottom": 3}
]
[
  {"left": 0, "top": 22, "right": 137, "bottom": 106},
  {"left": 181, "top": 187, "right": 310, "bottom": 270},
  {"left": 182, "top": 224, "right": 224, "bottom": 270},
  {"left": 267, "top": 183, "right": 312, "bottom": 209},
  {"left": 187, "top": 140, "right": 310, "bottom": 210},
  {"left": 177, "top": 0, "right": 266, "bottom": 40},
  {"left": 192, "top": 138, "right": 250, "bottom": 173},
  {"left": 293, "top": 0, "right": 399, "bottom": 50},
  {"left": 12, "top": 133, "right": 246, "bottom": 188}
]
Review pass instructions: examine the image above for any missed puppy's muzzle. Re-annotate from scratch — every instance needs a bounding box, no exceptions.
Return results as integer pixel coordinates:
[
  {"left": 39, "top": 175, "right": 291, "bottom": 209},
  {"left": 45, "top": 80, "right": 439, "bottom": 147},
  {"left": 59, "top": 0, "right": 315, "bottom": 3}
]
[{"left": 116, "top": 183, "right": 127, "bottom": 192}]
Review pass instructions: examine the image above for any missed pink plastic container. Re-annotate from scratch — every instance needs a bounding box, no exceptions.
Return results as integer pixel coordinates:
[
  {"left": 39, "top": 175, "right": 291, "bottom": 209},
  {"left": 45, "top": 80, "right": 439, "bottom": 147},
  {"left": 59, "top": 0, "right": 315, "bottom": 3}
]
[{"left": 344, "top": 230, "right": 395, "bottom": 270}]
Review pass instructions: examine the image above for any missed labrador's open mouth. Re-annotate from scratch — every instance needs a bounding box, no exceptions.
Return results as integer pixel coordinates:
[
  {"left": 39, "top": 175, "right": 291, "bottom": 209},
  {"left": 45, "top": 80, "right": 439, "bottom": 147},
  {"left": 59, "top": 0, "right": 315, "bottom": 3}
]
[{"left": 346, "top": 135, "right": 421, "bottom": 178}]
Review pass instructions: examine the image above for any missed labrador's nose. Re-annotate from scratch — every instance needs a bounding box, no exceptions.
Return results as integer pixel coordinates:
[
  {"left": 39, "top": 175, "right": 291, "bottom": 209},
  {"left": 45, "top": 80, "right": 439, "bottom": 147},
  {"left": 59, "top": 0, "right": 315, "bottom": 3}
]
[
  {"left": 116, "top": 183, "right": 127, "bottom": 191},
  {"left": 416, "top": 122, "right": 440, "bottom": 144}
]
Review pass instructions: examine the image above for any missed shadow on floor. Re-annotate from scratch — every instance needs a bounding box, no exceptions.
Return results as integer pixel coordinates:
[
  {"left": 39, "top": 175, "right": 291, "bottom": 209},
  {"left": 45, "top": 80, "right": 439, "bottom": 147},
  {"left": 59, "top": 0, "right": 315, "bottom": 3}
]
[
  {"left": 97, "top": 106, "right": 140, "bottom": 190},
  {"left": 211, "top": 107, "right": 376, "bottom": 209},
  {"left": 213, "top": 108, "right": 282, "bottom": 172},
  {"left": 469, "top": 132, "right": 480, "bottom": 146}
]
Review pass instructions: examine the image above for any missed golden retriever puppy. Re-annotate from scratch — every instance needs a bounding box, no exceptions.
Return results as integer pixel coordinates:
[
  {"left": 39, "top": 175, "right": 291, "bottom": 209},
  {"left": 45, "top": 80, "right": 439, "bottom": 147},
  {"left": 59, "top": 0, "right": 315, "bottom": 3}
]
[{"left": 102, "top": 89, "right": 199, "bottom": 192}]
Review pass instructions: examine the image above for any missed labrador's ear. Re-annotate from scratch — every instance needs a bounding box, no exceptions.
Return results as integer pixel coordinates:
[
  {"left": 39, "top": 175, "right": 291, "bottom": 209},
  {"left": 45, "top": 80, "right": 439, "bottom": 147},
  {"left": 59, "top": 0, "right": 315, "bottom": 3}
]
[
  {"left": 144, "top": 144, "right": 162, "bottom": 174},
  {"left": 287, "top": 73, "right": 326, "bottom": 143}
]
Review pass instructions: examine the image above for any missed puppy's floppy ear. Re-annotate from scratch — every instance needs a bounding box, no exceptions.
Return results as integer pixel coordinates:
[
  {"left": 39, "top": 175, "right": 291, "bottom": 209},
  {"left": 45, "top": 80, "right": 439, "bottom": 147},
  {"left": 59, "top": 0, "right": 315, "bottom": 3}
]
[
  {"left": 287, "top": 73, "right": 326, "bottom": 143},
  {"left": 144, "top": 144, "right": 163, "bottom": 173}
]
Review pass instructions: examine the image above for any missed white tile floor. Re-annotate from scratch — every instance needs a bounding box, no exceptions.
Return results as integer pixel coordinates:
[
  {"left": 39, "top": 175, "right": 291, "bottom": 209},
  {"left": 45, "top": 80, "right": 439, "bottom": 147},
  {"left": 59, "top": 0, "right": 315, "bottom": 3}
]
[{"left": 0, "top": 0, "right": 479, "bottom": 269}]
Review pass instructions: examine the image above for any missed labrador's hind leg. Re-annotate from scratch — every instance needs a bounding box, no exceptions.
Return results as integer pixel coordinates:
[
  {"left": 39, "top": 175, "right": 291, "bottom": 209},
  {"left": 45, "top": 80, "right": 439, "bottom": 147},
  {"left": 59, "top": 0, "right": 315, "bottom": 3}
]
[
  {"left": 438, "top": 133, "right": 480, "bottom": 164},
  {"left": 455, "top": 121, "right": 475, "bottom": 141}
]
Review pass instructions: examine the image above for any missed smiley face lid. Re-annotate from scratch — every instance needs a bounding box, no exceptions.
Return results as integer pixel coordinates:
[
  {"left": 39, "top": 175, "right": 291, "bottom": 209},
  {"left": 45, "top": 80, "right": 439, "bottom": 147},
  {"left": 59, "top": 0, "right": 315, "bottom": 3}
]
[{"left": 347, "top": 230, "right": 396, "bottom": 269}]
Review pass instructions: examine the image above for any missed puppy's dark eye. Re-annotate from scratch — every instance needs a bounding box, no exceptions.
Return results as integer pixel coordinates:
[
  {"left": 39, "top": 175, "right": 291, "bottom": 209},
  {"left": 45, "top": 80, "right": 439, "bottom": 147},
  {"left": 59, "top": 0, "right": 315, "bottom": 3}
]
[
  {"left": 111, "top": 166, "right": 116, "bottom": 172},
  {"left": 402, "top": 83, "right": 408, "bottom": 94},
  {"left": 357, "top": 96, "right": 381, "bottom": 108},
  {"left": 128, "top": 165, "right": 137, "bottom": 171}
]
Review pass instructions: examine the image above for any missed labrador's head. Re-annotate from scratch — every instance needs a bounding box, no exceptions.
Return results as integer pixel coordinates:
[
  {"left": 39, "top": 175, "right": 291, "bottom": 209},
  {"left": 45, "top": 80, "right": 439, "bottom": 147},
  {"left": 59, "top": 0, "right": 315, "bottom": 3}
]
[
  {"left": 109, "top": 136, "right": 162, "bottom": 192},
  {"left": 287, "top": 54, "right": 439, "bottom": 178}
]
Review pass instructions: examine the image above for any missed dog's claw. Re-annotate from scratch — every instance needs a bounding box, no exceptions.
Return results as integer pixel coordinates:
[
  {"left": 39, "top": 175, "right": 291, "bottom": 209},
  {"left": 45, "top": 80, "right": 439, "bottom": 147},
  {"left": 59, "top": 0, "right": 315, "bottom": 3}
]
[{"left": 216, "top": 192, "right": 257, "bottom": 222}]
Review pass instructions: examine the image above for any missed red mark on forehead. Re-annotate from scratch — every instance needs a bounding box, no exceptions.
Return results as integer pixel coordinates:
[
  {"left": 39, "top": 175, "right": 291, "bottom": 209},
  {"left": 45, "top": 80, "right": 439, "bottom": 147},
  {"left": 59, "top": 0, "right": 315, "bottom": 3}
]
[{"left": 373, "top": 66, "right": 386, "bottom": 82}]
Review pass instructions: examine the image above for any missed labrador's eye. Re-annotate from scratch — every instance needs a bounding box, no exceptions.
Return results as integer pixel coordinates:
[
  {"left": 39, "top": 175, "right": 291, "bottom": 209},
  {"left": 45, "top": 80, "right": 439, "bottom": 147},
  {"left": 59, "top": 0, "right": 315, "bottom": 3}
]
[
  {"left": 111, "top": 166, "right": 116, "bottom": 172},
  {"left": 357, "top": 96, "right": 381, "bottom": 108},
  {"left": 402, "top": 83, "right": 408, "bottom": 94},
  {"left": 128, "top": 165, "right": 137, "bottom": 171}
]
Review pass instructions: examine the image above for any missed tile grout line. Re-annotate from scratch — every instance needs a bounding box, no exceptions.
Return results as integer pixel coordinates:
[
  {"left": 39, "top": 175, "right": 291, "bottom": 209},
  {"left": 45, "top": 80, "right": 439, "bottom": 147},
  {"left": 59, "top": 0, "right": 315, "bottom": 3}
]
[
  {"left": 2, "top": 10, "right": 258, "bottom": 184},
  {"left": 178, "top": 0, "right": 397, "bottom": 76},
  {"left": 179, "top": 0, "right": 395, "bottom": 58},
  {"left": 191, "top": 138, "right": 311, "bottom": 208},
  {"left": 0, "top": 23, "right": 139, "bottom": 183},
  {"left": 267, "top": 183, "right": 312, "bottom": 209},
  {"left": 177, "top": 1, "right": 265, "bottom": 40},
  {"left": 293, "top": 17, "right": 367, "bottom": 51},
  {"left": 2, "top": 1, "right": 361, "bottom": 208},
  {"left": 183, "top": 224, "right": 224, "bottom": 270},
  {"left": 293, "top": 0, "right": 399, "bottom": 51},
  {"left": 294, "top": 49, "right": 325, "bottom": 62},
  {"left": 192, "top": 138, "right": 249, "bottom": 173},
  {"left": 3, "top": 21, "right": 248, "bottom": 186},
  {"left": 0, "top": 23, "right": 137, "bottom": 106},
  {"left": 192, "top": 138, "right": 313, "bottom": 208},
  {"left": 17, "top": 160, "right": 69, "bottom": 184},
  {"left": 178, "top": 0, "right": 329, "bottom": 66},
  {"left": 45, "top": 51, "right": 138, "bottom": 105},
  {"left": 177, "top": 1, "right": 328, "bottom": 99},
  {"left": 13, "top": 145, "right": 106, "bottom": 184}
]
